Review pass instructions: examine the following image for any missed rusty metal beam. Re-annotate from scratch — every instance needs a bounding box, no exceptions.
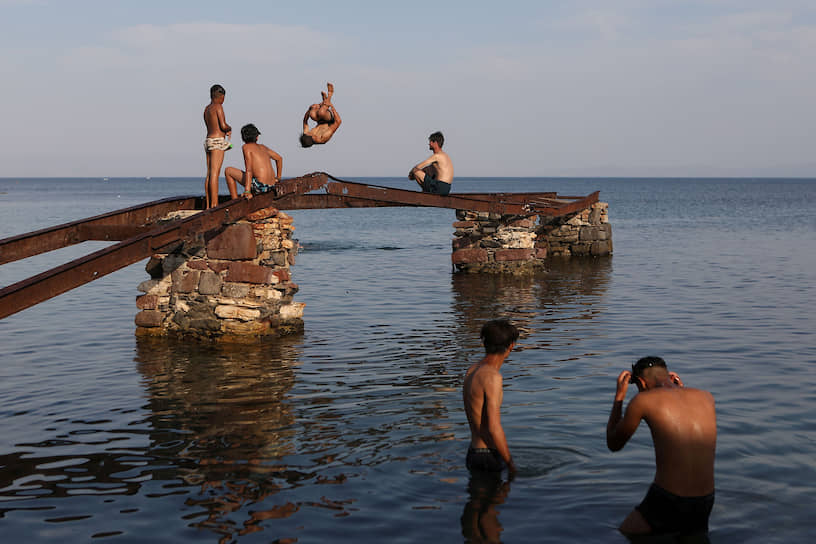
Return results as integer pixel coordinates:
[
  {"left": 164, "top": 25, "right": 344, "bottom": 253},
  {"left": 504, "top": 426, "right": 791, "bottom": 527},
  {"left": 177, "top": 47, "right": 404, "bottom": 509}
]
[
  {"left": 270, "top": 173, "right": 592, "bottom": 216},
  {"left": 0, "top": 196, "right": 199, "bottom": 265},
  {"left": 273, "top": 188, "right": 598, "bottom": 217},
  {"left": 322, "top": 182, "right": 528, "bottom": 214},
  {"left": 274, "top": 194, "right": 410, "bottom": 209},
  {"left": 77, "top": 224, "right": 157, "bottom": 241},
  {"left": 0, "top": 192, "right": 295, "bottom": 320},
  {"left": 449, "top": 192, "right": 559, "bottom": 201},
  {"left": 525, "top": 191, "right": 599, "bottom": 216},
  {"left": 274, "top": 172, "right": 330, "bottom": 197},
  {"left": 273, "top": 174, "right": 594, "bottom": 216}
]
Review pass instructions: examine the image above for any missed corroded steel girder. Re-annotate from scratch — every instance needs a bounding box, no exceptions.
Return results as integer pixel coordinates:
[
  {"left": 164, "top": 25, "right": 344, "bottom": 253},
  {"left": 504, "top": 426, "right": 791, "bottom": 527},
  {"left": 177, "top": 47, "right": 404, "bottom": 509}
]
[
  {"left": 0, "top": 188, "right": 310, "bottom": 319},
  {"left": 272, "top": 173, "right": 596, "bottom": 216},
  {"left": 0, "top": 196, "right": 199, "bottom": 265}
]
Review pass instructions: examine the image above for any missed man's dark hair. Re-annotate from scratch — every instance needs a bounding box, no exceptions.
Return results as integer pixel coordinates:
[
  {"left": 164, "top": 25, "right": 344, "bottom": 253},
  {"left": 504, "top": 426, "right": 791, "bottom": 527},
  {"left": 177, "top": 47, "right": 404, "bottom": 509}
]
[
  {"left": 300, "top": 133, "right": 314, "bottom": 148},
  {"left": 481, "top": 319, "right": 519, "bottom": 354},
  {"left": 429, "top": 131, "right": 444, "bottom": 147},
  {"left": 210, "top": 84, "right": 226, "bottom": 98},
  {"left": 631, "top": 356, "right": 667, "bottom": 381},
  {"left": 241, "top": 123, "right": 261, "bottom": 143}
]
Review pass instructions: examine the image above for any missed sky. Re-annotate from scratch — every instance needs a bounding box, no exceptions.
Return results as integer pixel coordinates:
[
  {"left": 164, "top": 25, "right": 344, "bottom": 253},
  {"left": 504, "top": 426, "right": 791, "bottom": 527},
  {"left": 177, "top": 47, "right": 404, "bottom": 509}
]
[{"left": 1, "top": 0, "right": 815, "bottom": 178}]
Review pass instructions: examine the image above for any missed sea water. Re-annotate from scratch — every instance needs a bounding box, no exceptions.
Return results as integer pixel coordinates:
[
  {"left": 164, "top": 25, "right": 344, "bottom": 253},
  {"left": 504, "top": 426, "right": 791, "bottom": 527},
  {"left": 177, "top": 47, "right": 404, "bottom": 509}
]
[{"left": 0, "top": 177, "right": 814, "bottom": 542}]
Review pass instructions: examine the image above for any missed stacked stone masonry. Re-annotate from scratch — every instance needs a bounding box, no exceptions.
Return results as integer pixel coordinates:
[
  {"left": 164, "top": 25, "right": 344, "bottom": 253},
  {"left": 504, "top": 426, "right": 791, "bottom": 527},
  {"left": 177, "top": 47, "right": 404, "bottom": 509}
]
[
  {"left": 452, "top": 202, "right": 611, "bottom": 273},
  {"left": 135, "top": 208, "right": 304, "bottom": 341}
]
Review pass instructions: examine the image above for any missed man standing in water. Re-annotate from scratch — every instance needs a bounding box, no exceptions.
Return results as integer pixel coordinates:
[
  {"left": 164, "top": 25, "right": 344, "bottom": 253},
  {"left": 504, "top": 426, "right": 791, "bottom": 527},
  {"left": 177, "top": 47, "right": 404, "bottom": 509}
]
[
  {"left": 606, "top": 356, "right": 717, "bottom": 536},
  {"left": 203, "top": 84, "right": 232, "bottom": 209},
  {"left": 463, "top": 319, "right": 519, "bottom": 477},
  {"left": 408, "top": 131, "right": 454, "bottom": 196}
]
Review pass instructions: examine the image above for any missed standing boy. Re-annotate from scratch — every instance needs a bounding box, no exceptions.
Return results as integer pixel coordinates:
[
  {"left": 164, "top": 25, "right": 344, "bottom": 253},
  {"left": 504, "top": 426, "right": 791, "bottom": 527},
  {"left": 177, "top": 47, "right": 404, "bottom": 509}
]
[
  {"left": 224, "top": 124, "right": 282, "bottom": 199},
  {"left": 203, "top": 84, "right": 232, "bottom": 209},
  {"left": 462, "top": 319, "right": 519, "bottom": 478}
]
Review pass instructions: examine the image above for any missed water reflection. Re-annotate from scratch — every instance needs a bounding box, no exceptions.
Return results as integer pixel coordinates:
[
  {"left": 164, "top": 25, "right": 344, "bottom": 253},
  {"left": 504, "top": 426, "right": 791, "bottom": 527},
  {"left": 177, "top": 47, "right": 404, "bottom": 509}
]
[
  {"left": 460, "top": 472, "right": 511, "bottom": 543},
  {"left": 450, "top": 257, "right": 612, "bottom": 348},
  {"left": 134, "top": 336, "right": 309, "bottom": 540},
  {"left": 0, "top": 337, "right": 316, "bottom": 542}
]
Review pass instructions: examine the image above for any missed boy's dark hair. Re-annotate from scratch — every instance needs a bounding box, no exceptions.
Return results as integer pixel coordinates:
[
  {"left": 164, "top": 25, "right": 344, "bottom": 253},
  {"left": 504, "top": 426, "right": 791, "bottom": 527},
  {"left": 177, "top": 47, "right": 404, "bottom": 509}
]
[
  {"left": 429, "top": 131, "right": 444, "bottom": 147},
  {"left": 631, "top": 356, "right": 667, "bottom": 382},
  {"left": 480, "top": 319, "right": 519, "bottom": 354},
  {"left": 210, "top": 84, "right": 226, "bottom": 98},
  {"left": 300, "top": 133, "right": 315, "bottom": 148},
  {"left": 241, "top": 123, "right": 261, "bottom": 143}
]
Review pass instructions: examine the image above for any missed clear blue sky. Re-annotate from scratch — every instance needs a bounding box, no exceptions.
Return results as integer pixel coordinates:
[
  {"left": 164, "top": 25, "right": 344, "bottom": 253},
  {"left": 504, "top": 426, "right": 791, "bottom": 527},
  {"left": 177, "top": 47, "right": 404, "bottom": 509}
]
[{"left": 2, "top": 0, "right": 815, "bottom": 177}]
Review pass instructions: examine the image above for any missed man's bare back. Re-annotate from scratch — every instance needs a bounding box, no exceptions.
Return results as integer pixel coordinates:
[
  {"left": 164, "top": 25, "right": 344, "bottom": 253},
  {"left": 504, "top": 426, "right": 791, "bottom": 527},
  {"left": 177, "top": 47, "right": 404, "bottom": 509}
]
[
  {"left": 242, "top": 143, "right": 280, "bottom": 186},
  {"left": 224, "top": 123, "right": 282, "bottom": 200},
  {"left": 423, "top": 150, "right": 454, "bottom": 183},
  {"left": 463, "top": 363, "right": 505, "bottom": 450},
  {"left": 204, "top": 102, "right": 229, "bottom": 138},
  {"left": 627, "top": 386, "right": 716, "bottom": 495},
  {"left": 607, "top": 357, "right": 716, "bottom": 535}
]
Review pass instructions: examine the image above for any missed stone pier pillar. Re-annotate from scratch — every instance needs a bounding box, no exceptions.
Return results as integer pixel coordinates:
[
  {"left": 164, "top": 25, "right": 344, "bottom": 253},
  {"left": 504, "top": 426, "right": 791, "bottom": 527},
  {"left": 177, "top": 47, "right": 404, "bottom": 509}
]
[
  {"left": 135, "top": 207, "right": 304, "bottom": 341},
  {"left": 451, "top": 201, "right": 611, "bottom": 273}
]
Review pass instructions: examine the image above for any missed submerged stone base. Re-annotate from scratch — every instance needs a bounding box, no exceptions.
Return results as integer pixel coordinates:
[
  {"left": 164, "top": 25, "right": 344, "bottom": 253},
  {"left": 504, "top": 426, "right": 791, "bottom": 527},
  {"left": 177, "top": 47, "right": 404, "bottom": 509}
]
[
  {"left": 135, "top": 208, "right": 304, "bottom": 341},
  {"left": 452, "top": 202, "right": 612, "bottom": 273}
]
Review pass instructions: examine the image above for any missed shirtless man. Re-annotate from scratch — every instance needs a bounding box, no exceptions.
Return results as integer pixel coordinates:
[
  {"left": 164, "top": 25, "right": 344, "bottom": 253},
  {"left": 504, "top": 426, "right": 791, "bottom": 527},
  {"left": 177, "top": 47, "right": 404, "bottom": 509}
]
[
  {"left": 463, "top": 319, "right": 519, "bottom": 478},
  {"left": 606, "top": 356, "right": 717, "bottom": 537},
  {"left": 300, "top": 82, "right": 342, "bottom": 147},
  {"left": 203, "top": 84, "right": 232, "bottom": 209},
  {"left": 409, "top": 131, "right": 454, "bottom": 196},
  {"left": 224, "top": 124, "right": 282, "bottom": 199}
]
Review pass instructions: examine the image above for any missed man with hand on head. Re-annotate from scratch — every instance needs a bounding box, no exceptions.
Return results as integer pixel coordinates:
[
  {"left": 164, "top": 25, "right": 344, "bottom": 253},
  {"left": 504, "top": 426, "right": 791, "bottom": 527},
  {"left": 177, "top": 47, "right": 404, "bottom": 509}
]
[{"left": 606, "top": 356, "right": 717, "bottom": 537}]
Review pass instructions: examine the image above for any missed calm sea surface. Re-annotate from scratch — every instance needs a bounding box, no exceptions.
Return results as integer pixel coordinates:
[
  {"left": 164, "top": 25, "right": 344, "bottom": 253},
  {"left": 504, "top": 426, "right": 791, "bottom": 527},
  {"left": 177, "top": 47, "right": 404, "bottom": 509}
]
[{"left": 0, "top": 176, "right": 814, "bottom": 543}]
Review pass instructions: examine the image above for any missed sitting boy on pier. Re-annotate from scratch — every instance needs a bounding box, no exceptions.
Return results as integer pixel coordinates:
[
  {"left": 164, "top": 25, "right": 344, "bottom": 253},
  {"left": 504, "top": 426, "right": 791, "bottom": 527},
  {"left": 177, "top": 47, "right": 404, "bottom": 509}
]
[
  {"left": 300, "top": 82, "right": 342, "bottom": 147},
  {"left": 225, "top": 124, "right": 283, "bottom": 199},
  {"left": 409, "top": 131, "right": 454, "bottom": 196}
]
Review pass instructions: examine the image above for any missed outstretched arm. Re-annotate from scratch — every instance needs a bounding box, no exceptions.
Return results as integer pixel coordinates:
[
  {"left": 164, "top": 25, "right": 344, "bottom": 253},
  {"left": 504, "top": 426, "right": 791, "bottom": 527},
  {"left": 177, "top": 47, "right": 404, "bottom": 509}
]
[{"left": 606, "top": 370, "right": 644, "bottom": 451}]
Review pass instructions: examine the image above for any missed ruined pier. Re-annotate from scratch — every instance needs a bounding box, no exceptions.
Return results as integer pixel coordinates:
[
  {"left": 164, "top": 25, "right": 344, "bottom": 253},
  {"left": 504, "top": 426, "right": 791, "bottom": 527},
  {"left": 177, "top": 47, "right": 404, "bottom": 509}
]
[{"left": 0, "top": 173, "right": 611, "bottom": 340}]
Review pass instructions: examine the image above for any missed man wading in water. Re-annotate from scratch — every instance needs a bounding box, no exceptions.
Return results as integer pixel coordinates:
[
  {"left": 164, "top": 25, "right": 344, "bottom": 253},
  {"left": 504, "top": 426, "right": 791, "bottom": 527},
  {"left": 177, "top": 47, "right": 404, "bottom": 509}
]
[
  {"left": 462, "top": 319, "right": 519, "bottom": 478},
  {"left": 607, "top": 356, "right": 717, "bottom": 537}
]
